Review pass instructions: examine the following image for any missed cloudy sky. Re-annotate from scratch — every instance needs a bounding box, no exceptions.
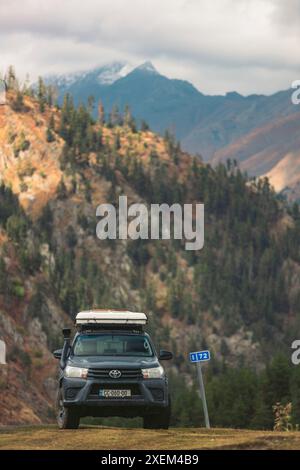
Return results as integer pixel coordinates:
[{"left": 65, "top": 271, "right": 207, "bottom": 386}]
[{"left": 0, "top": 0, "right": 299, "bottom": 95}]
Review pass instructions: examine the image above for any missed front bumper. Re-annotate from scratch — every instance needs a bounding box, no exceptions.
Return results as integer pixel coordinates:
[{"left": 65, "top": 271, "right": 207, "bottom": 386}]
[{"left": 61, "top": 377, "right": 169, "bottom": 417}]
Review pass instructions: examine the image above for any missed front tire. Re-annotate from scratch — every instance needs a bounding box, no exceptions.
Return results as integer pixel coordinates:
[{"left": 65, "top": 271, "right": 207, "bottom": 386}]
[
  {"left": 143, "top": 403, "right": 171, "bottom": 429},
  {"left": 56, "top": 389, "right": 80, "bottom": 429}
]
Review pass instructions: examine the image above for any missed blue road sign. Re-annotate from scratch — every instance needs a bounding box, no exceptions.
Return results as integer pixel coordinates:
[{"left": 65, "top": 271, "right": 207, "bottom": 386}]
[{"left": 189, "top": 350, "right": 210, "bottom": 363}]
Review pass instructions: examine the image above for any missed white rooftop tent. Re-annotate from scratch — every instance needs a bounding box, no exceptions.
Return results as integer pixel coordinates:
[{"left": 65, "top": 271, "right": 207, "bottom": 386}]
[{"left": 75, "top": 309, "right": 148, "bottom": 326}]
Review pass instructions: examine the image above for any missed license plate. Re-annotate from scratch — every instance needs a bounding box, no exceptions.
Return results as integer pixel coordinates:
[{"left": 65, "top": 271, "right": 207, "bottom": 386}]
[{"left": 99, "top": 389, "right": 131, "bottom": 398}]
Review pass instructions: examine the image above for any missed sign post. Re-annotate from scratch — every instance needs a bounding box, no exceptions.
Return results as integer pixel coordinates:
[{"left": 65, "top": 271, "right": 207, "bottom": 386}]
[
  {"left": 0, "top": 340, "right": 6, "bottom": 365},
  {"left": 189, "top": 350, "right": 210, "bottom": 429}
]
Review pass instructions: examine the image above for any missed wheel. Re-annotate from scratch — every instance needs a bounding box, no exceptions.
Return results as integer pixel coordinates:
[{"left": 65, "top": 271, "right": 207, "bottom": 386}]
[
  {"left": 143, "top": 403, "right": 171, "bottom": 429},
  {"left": 56, "top": 389, "right": 80, "bottom": 429}
]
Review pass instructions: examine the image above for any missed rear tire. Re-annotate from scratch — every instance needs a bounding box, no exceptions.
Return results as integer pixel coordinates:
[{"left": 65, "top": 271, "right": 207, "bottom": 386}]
[
  {"left": 143, "top": 402, "right": 171, "bottom": 429},
  {"left": 56, "top": 389, "right": 80, "bottom": 429}
]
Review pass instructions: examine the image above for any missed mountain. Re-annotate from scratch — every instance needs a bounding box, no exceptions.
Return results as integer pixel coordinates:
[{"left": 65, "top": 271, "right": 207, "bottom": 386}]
[
  {"left": 44, "top": 62, "right": 300, "bottom": 200},
  {"left": 47, "top": 61, "right": 223, "bottom": 143},
  {"left": 45, "top": 62, "right": 297, "bottom": 159},
  {"left": 1, "top": 87, "right": 300, "bottom": 427},
  {"left": 212, "top": 111, "right": 300, "bottom": 201},
  {"left": 265, "top": 151, "right": 300, "bottom": 202},
  {"left": 182, "top": 89, "right": 297, "bottom": 158}
]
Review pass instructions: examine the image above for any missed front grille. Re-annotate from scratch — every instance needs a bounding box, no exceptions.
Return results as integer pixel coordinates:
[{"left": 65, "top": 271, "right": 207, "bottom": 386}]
[{"left": 87, "top": 368, "right": 143, "bottom": 380}]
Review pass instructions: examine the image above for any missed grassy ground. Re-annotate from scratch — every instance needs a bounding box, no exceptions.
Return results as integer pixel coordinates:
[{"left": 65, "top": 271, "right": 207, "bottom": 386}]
[{"left": 0, "top": 425, "right": 300, "bottom": 450}]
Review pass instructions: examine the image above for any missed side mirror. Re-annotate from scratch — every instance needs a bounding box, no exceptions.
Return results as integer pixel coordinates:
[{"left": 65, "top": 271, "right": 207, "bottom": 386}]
[
  {"left": 62, "top": 328, "right": 71, "bottom": 339},
  {"left": 159, "top": 349, "right": 173, "bottom": 361},
  {"left": 53, "top": 349, "right": 62, "bottom": 360},
  {"left": 60, "top": 328, "right": 72, "bottom": 369}
]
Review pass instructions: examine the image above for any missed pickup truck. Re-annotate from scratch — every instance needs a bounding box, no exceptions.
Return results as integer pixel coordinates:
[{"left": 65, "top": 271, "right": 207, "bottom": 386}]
[{"left": 53, "top": 310, "right": 173, "bottom": 429}]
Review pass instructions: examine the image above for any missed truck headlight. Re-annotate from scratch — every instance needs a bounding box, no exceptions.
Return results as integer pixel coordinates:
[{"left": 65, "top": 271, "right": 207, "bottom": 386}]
[
  {"left": 65, "top": 366, "right": 88, "bottom": 379},
  {"left": 142, "top": 366, "right": 164, "bottom": 379}
]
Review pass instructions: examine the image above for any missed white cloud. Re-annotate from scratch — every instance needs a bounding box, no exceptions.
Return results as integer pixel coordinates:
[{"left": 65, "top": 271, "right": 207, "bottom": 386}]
[{"left": 0, "top": 0, "right": 299, "bottom": 94}]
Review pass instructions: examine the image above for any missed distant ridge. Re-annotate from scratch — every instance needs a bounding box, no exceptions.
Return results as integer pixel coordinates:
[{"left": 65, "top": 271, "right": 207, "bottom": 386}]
[{"left": 45, "top": 62, "right": 299, "bottom": 200}]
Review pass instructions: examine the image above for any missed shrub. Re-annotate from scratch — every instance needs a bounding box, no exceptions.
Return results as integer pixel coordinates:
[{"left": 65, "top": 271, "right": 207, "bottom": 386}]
[
  {"left": 12, "top": 283, "right": 25, "bottom": 298},
  {"left": 6, "top": 214, "right": 27, "bottom": 243}
]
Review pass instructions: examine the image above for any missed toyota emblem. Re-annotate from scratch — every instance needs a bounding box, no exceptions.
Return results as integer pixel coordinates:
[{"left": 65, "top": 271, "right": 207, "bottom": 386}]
[{"left": 109, "top": 369, "right": 122, "bottom": 379}]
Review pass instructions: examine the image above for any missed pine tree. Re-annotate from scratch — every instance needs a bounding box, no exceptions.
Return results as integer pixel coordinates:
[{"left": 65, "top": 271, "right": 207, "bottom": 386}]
[
  {"left": 124, "top": 104, "right": 131, "bottom": 127},
  {"left": 23, "top": 73, "right": 31, "bottom": 95},
  {"left": 122, "top": 104, "right": 137, "bottom": 132},
  {"left": 87, "top": 95, "right": 95, "bottom": 115},
  {"left": 141, "top": 120, "right": 150, "bottom": 131},
  {"left": 6, "top": 65, "right": 17, "bottom": 90},
  {"left": 37, "top": 76, "right": 46, "bottom": 112},
  {"left": 49, "top": 113, "right": 55, "bottom": 130},
  {"left": 59, "top": 93, "right": 74, "bottom": 143},
  {"left": 46, "top": 84, "right": 57, "bottom": 107},
  {"left": 110, "top": 104, "right": 120, "bottom": 127},
  {"left": 12, "top": 91, "right": 24, "bottom": 112},
  {"left": 46, "top": 126, "right": 55, "bottom": 142},
  {"left": 57, "top": 179, "right": 67, "bottom": 199},
  {"left": 46, "top": 114, "right": 56, "bottom": 141},
  {"left": 98, "top": 100, "right": 105, "bottom": 125}
]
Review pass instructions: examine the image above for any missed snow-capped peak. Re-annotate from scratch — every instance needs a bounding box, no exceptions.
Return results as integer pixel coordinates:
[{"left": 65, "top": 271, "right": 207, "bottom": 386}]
[
  {"left": 45, "top": 62, "right": 134, "bottom": 88},
  {"left": 44, "top": 70, "right": 89, "bottom": 88},
  {"left": 135, "top": 61, "right": 158, "bottom": 74},
  {"left": 96, "top": 62, "right": 134, "bottom": 85},
  {"left": 44, "top": 60, "right": 160, "bottom": 90}
]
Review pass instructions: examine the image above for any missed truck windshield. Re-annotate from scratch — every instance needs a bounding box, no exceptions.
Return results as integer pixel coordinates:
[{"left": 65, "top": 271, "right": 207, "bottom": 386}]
[{"left": 73, "top": 334, "right": 154, "bottom": 357}]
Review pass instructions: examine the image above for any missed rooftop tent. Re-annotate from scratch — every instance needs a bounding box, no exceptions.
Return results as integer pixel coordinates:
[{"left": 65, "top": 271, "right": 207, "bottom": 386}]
[{"left": 75, "top": 309, "right": 148, "bottom": 328}]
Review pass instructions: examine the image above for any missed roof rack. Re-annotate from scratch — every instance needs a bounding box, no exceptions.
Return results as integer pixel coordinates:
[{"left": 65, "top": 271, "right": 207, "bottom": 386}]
[{"left": 75, "top": 310, "right": 148, "bottom": 329}]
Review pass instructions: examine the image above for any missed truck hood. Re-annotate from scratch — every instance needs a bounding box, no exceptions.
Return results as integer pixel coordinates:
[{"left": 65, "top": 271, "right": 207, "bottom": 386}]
[{"left": 68, "top": 355, "right": 159, "bottom": 368}]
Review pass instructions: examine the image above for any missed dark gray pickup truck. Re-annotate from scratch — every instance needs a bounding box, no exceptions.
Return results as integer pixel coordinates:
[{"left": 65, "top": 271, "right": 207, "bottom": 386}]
[{"left": 53, "top": 310, "right": 173, "bottom": 429}]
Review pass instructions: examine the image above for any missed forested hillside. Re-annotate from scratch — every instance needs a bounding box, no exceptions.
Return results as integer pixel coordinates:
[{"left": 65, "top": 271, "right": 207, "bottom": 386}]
[{"left": 1, "top": 69, "right": 300, "bottom": 428}]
